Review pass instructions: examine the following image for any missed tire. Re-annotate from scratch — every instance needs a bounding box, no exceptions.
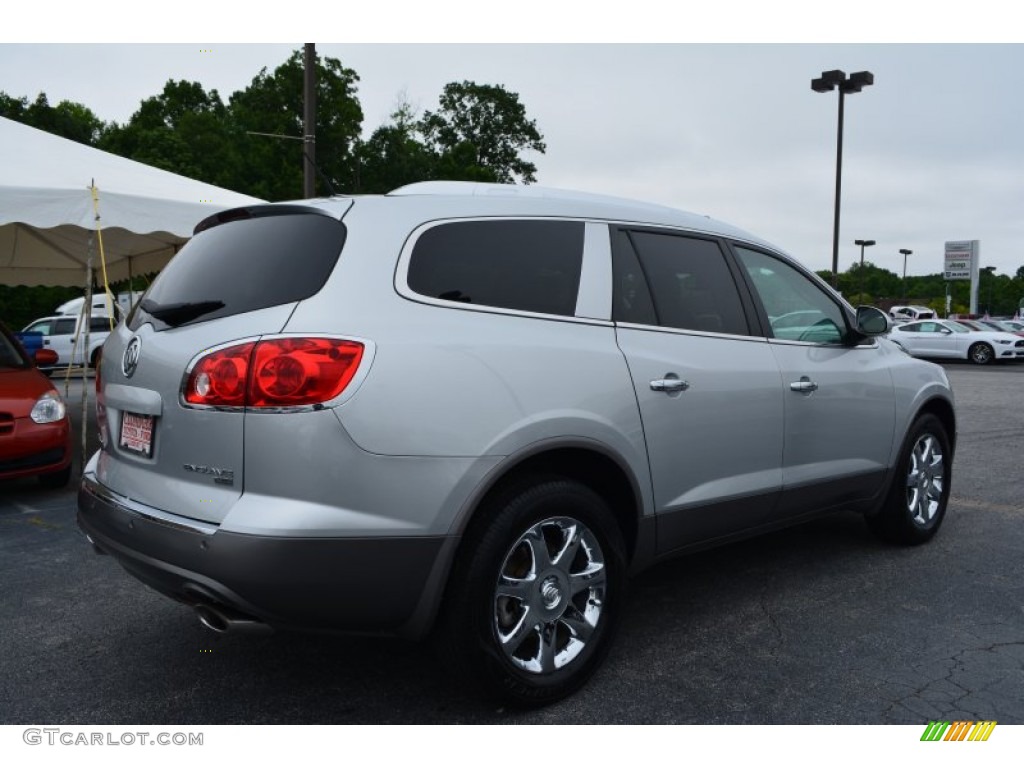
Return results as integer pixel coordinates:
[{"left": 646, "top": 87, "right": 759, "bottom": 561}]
[
  {"left": 38, "top": 464, "right": 72, "bottom": 489},
  {"left": 90, "top": 347, "right": 102, "bottom": 369},
  {"left": 867, "top": 414, "right": 951, "bottom": 545},
  {"left": 968, "top": 342, "right": 993, "bottom": 365},
  {"left": 435, "top": 477, "right": 627, "bottom": 706}
]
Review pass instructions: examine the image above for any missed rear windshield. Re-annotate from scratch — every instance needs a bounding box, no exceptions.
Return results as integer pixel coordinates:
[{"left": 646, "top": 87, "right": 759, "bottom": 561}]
[{"left": 129, "top": 212, "right": 346, "bottom": 330}]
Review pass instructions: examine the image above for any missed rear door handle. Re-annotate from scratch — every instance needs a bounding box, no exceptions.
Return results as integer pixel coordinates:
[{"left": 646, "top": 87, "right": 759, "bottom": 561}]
[
  {"left": 650, "top": 377, "right": 690, "bottom": 393},
  {"left": 789, "top": 377, "right": 818, "bottom": 393}
]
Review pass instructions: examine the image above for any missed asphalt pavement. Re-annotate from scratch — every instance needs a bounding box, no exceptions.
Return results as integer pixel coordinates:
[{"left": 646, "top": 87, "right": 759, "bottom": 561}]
[{"left": 1, "top": 364, "right": 1022, "bottom": 724}]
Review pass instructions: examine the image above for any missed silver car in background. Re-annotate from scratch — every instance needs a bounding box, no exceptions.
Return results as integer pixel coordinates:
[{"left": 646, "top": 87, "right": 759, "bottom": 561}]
[{"left": 78, "top": 182, "right": 956, "bottom": 705}]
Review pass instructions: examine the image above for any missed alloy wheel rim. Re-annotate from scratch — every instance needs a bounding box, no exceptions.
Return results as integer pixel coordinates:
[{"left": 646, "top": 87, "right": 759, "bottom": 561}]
[
  {"left": 493, "top": 516, "right": 606, "bottom": 674},
  {"left": 905, "top": 434, "right": 945, "bottom": 526}
]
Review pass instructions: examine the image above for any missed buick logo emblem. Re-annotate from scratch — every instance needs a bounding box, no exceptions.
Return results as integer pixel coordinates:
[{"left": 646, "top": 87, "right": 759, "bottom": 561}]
[{"left": 122, "top": 336, "right": 142, "bottom": 378}]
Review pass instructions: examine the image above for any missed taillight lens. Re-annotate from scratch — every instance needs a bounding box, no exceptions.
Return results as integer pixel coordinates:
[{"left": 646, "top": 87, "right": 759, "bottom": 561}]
[{"left": 184, "top": 338, "right": 364, "bottom": 408}]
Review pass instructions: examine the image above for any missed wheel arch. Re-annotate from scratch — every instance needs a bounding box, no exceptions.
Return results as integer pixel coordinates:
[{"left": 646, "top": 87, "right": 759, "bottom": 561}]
[{"left": 398, "top": 440, "right": 651, "bottom": 640}]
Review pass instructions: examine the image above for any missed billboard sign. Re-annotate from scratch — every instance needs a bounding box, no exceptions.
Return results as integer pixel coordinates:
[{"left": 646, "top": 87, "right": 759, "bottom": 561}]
[{"left": 944, "top": 240, "right": 976, "bottom": 280}]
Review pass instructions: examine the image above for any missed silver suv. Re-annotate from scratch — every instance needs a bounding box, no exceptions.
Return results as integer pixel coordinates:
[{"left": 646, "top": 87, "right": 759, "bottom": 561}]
[{"left": 78, "top": 182, "right": 956, "bottom": 705}]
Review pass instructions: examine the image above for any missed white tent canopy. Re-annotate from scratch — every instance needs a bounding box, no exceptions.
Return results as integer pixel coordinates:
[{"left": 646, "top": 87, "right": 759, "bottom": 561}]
[{"left": 0, "top": 116, "right": 264, "bottom": 286}]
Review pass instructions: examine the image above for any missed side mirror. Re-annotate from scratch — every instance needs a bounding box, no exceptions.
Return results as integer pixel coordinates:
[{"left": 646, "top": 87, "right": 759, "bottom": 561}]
[
  {"left": 34, "top": 348, "right": 59, "bottom": 367},
  {"left": 855, "top": 306, "right": 891, "bottom": 336}
]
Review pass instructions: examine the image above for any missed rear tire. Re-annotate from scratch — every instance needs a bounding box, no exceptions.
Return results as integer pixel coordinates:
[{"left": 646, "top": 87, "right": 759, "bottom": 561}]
[
  {"left": 867, "top": 414, "right": 951, "bottom": 545},
  {"left": 435, "top": 476, "right": 626, "bottom": 707}
]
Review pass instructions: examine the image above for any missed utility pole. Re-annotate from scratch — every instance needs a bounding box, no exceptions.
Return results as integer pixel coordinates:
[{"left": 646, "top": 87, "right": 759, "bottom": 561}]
[{"left": 303, "top": 43, "right": 317, "bottom": 199}]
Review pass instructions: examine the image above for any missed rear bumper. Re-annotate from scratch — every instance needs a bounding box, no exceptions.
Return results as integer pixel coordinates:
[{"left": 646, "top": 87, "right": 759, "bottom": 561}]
[{"left": 77, "top": 470, "right": 448, "bottom": 635}]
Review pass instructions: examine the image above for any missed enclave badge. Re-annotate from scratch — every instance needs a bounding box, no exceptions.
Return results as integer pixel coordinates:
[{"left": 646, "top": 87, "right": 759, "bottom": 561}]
[{"left": 122, "top": 336, "right": 142, "bottom": 378}]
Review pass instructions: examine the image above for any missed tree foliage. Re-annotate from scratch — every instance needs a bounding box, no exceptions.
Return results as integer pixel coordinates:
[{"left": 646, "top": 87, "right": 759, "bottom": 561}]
[
  {"left": 420, "top": 81, "right": 546, "bottom": 184},
  {"left": 0, "top": 91, "right": 106, "bottom": 146}
]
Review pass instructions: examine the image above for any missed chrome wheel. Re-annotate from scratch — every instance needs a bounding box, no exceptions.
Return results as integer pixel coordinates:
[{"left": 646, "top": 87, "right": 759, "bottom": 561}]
[
  {"left": 493, "top": 516, "right": 606, "bottom": 674},
  {"left": 969, "top": 342, "right": 993, "bottom": 365},
  {"left": 905, "top": 433, "right": 944, "bottom": 526}
]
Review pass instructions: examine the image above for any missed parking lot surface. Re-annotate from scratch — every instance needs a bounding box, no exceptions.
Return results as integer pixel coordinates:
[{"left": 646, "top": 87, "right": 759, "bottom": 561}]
[{"left": 2, "top": 363, "right": 1022, "bottom": 724}]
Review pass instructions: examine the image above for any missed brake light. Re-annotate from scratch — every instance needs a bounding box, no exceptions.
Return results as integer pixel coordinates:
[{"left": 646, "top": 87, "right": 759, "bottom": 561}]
[{"left": 184, "top": 338, "right": 364, "bottom": 408}]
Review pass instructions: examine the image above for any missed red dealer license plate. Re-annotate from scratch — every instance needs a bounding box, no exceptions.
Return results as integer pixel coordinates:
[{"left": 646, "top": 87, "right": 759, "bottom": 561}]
[{"left": 120, "top": 412, "right": 154, "bottom": 457}]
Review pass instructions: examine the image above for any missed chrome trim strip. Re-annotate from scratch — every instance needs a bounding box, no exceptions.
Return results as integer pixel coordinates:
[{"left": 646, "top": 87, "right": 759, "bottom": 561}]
[{"left": 82, "top": 473, "right": 218, "bottom": 535}]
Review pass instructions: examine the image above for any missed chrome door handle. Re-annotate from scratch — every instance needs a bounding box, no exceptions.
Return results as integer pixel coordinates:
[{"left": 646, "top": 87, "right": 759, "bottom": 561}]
[
  {"left": 650, "top": 378, "right": 690, "bottom": 393},
  {"left": 789, "top": 378, "right": 818, "bottom": 393}
]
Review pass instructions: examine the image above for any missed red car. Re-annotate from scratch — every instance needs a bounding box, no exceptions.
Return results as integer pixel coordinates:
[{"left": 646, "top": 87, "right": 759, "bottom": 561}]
[{"left": 0, "top": 322, "right": 72, "bottom": 487}]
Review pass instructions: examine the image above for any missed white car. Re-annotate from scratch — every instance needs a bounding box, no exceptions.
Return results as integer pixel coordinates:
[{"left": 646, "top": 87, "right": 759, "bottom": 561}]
[
  {"left": 20, "top": 314, "right": 117, "bottom": 368},
  {"left": 889, "top": 305, "right": 936, "bottom": 321},
  {"left": 889, "top": 319, "right": 1024, "bottom": 365}
]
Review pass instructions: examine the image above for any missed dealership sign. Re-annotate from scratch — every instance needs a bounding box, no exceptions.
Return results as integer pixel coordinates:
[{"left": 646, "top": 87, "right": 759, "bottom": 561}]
[{"left": 944, "top": 240, "right": 978, "bottom": 281}]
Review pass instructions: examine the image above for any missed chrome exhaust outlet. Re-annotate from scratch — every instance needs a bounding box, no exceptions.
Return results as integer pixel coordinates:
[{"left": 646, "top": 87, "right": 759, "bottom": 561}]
[
  {"left": 194, "top": 604, "right": 272, "bottom": 635},
  {"left": 83, "top": 533, "right": 108, "bottom": 556}
]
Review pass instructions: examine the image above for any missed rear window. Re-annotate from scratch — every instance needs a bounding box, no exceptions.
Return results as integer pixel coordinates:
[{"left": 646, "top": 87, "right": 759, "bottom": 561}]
[
  {"left": 129, "top": 211, "right": 345, "bottom": 330},
  {"left": 407, "top": 220, "right": 585, "bottom": 317}
]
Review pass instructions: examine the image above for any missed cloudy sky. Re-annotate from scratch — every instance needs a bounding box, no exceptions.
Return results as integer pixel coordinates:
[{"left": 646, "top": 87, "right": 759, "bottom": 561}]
[{"left": 3, "top": 7, "right": 1022, "bottom": 278}]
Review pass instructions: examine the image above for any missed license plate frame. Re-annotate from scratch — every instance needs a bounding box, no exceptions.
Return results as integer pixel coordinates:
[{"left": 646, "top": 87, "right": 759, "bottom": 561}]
[{"left": 119, "top": 412, "right": 155, "bottom": 457}]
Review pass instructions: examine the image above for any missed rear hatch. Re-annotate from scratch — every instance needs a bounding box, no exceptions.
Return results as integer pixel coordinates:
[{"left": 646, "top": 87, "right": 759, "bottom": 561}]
[{"left": 95, "top": 204, "right": 349, "bottom": 525}]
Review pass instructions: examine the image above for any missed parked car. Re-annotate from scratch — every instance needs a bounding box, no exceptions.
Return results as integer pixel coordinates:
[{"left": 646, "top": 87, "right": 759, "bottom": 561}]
[
  {"left": 889, "top": 305, "right": 936, "bottom": 321},
  {"left": 889, "top": 318, "right": 1024, "bottom": 364},
  {"left": 0, "top": 322, "right": 72, "bottom": 487},
  {"left": 21, "top": 313, "right": 117, "bottom": 369},
  {"left": 78, "top": 182, "right": 957, "bottom": 705},
  {"left": 972, "top": 319, "right": 1024, "bottom": 338}
]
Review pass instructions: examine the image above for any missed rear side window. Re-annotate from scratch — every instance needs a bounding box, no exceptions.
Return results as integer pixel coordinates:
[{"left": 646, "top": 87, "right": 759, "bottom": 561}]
[
  {"left": 407, "top": 220, "right": 585, "bottom": 317},
  {"left": 613, "top": 229, "right": 749, "bottom": 335},
  {"left": 130, "top": 212, "right": 345, "bottom": 330}
]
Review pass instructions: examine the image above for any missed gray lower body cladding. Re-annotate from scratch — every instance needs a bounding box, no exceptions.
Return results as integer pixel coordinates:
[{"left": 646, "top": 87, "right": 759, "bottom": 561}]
[{"left": 78, "top": 474, "right": 446, "bottom": 633}]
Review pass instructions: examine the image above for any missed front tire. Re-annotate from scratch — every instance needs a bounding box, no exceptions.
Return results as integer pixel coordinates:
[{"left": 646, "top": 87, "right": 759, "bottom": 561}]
[
  {"left": 968, "top": 342, "right": 993, "bottom": 365},
  {"left": 867, "top": 414, "right": 951, "bottom": 545},
  {"left": 436, "top": 477, "right": 626, "bottom": 706}
]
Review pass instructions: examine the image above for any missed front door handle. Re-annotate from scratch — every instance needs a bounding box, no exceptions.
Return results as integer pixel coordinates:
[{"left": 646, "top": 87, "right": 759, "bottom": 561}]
[
  {"left": 650, "top": 376, "right": 690, "bottom": 393},
  {"left": 789, "top": 377, "right": 818, "bottom": 393}
]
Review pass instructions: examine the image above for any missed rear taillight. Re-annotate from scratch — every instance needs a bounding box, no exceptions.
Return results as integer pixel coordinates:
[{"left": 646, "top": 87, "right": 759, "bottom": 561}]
[{"left": 184, "top": 338, "right": 364, "bottom": 408}]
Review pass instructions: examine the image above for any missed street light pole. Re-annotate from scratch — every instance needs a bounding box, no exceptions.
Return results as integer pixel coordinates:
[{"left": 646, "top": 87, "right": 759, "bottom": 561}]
[
  {"left": 900, "top": 248, "right": 913, "bottom": 302},
  {"left": 812, "top": 70, "right": 875, "bottom": 289},
  {"left": 855, "top": 238, "right": 875, "bottom": 301}
]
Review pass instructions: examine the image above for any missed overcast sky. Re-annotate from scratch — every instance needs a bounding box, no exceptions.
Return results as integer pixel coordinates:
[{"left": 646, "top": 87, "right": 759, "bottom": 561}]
[{"left": 3, "top": 10, "right": 1022, "bottom": 278}]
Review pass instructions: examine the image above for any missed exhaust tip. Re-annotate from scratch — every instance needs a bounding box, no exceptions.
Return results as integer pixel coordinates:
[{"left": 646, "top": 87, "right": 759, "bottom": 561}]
[
  {"left": 195, "top": 604, "right": 230, "bottom": 634},
  {"left": 194, "top": 603, "right": 272, "bottom": 635}
]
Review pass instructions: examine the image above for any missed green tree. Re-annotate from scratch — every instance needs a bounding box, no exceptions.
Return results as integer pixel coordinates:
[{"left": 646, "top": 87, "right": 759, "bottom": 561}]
[
  {"left": 419, "top": 81, "right": 546, "bottom": 183},
  {"left": 1, "top": 91, "right": 106, "bottom": 145},
  {"left": 355, "top": 102, "right": 438, "bottom": 193},
  {"left": 99, "top": 80, "right": 240, "bottom": 189},
  {"left": 228, "top": 50, "right": 363, "bottom": 200}
]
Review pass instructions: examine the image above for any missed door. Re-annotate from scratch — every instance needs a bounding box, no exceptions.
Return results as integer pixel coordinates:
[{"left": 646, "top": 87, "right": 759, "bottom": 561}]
[
  {"left": 610, "top": 228, "right": 784, "bottom": 553},
  {"left": 732, "top": 246, "right": 896, "bottom": 517}
]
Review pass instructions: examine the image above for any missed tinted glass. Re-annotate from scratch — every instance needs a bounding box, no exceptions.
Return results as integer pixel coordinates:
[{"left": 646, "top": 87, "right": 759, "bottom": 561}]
[
  {"left": 90, "top": 317, "right": 115, "bottom": 332},
  {"left": 408, "top": 220, "right": 584, "bottom": 317},
  {"left": 624, "top": 231, "right": 748, "bottom": 335},
  {"left": 0, "top": 326, "right": 29, "bottom": 369},
  {"left": 735, "top": 247, "right": 847, "bottom": 344},
  {"left": 130, "top": 213, "right": 346, "bottom": 330},
  {"left": 610, "top": 229, "right": 657, "bottom": 325},
  {"left": 53, "top": 318, "right": 76, "bottom": 334}
]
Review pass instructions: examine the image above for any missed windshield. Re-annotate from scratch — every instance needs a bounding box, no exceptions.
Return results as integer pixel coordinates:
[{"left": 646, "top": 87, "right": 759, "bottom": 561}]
[{"left": 0, "top": 327, "right": 30, "bottom": 369}]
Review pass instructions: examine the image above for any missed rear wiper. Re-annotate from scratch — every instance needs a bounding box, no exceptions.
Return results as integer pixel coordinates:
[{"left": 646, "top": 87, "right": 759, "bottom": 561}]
[{"left": 140, "top": 299, "right": 225, "bottom": 327}]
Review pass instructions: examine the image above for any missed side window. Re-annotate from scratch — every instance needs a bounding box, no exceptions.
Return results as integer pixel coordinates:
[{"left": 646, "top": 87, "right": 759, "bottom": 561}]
[
  {"left": 734, "top": 246, "right": 847, "bottom": 344},
  {"left": 53, "top": 318, "right": 76, "bottom": 335},
  {"left": 612, "top": 229, "right": 749, "bottom": 335},
  {"left": 25, "top": 320, "right": 52, "bottom": 335},
  {"left": 407, "top": 220, "right": 584, "bottom": 317},
  {"left": 89, "top": 317, "right": 114, "bottom": 332}
]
